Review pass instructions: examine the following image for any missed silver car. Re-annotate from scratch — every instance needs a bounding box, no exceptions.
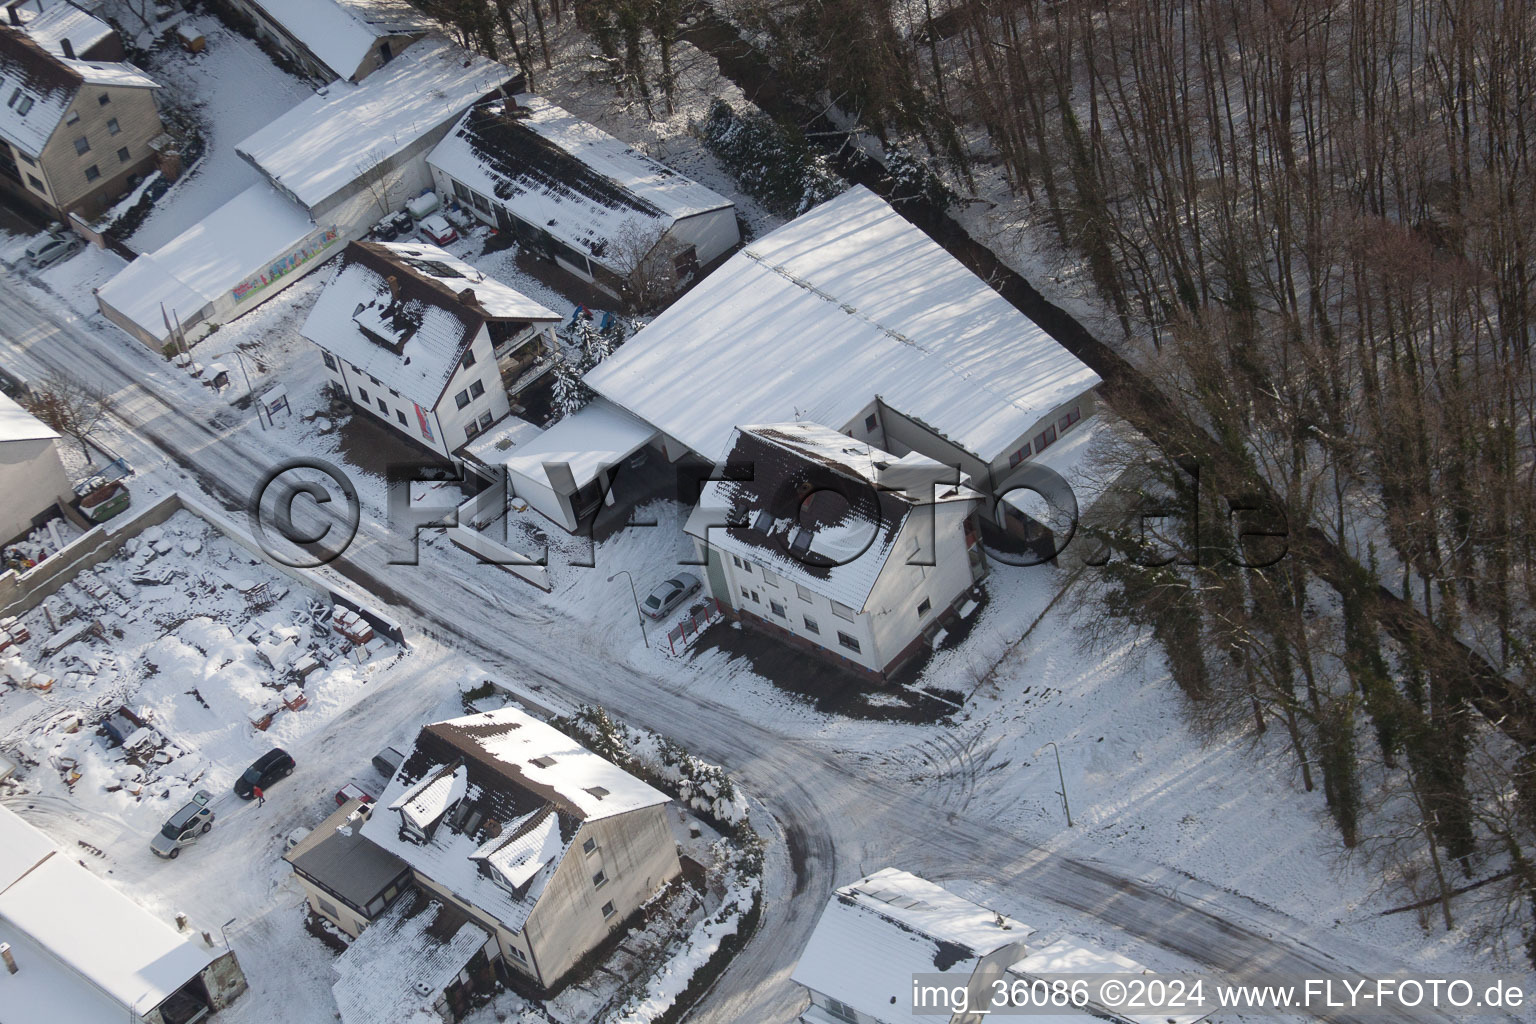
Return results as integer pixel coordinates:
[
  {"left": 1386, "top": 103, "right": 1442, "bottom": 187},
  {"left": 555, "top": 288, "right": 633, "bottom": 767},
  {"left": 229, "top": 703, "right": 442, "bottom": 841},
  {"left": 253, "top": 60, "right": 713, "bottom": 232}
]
[
  {"left": 24, "top": 233, "right": 77, "bottom": 269},
  {"left": 150, "top": 790, "right": 215, "bottom": 859},
  {"left": 641, "top": 573, "right": 702, "bottom": 619}
]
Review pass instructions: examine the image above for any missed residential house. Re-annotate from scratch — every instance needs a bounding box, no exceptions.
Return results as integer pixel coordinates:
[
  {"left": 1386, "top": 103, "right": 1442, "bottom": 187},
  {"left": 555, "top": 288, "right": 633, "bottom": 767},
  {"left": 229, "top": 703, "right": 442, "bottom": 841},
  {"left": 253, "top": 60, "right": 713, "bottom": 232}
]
[
  {"left": 0, "top": 24, "right": 161, "bottom": 220},
  {"left": 428, "top": 95, "right": 739, "bottom": 300},
  {"left": 581, "top": 186, "right": 1104, "bottom": 543},
  {"left": 685, "top": 423, "right": 985, "bottom": 679},
  {"left": 98, "top": 39, "right": 516, "bottom": 350},
  {"left": 358, "top": 707, "right": 682, "bottom": 994},
  {"left": 8, "top": 3, "right": 122, "bottom": 62},
  {"left": 215, "top": 0, "right": 432, "bottom": 83},
  {"left": 0, "top": 390, "right": 74, "bottom": 543},
  {"left": 284, "top": 798, "right": 412, "bottom": 939},
  {"left": 301, "top": 240, "right": 561, "bottom": 458},
  {"left": 0, "top": 804, "right": 249, "bottom": 1024},
  {"left": 793, "top": 868, "right": 1212, "bottom": 1024}
]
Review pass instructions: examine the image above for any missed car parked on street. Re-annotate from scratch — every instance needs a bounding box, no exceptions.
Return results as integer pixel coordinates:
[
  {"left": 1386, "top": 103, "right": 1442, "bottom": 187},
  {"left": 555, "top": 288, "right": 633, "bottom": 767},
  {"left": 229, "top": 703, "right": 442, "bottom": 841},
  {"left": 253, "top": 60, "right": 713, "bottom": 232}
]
[
  {"left": 150, "top": 790, "right": 215, "bottom": 859},
  {"left": 417, "top": 214, "right": 458, "bottom": 245},
  {"left": 24, "top": 232, "right": 78, "bottom": 269},
  {"left": 335, "top": 782, "right": 374, "bottom": 806},
  {"left": 641, "top": 573, "right": 702, "bottom": 619},
  {"left": 234, "top": 747, "right": 295, "bottom": 798}
]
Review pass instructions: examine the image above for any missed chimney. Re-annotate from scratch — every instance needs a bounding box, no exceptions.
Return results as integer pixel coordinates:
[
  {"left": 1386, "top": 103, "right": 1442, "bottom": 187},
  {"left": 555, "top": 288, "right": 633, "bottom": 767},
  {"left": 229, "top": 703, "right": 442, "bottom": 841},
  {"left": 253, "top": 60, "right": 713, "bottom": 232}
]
[
  {"left": 457, "top": 287, "right": 477, "bottom": 307},
  {"left": 386, "top": 274, "right": 400, "bottom": 303},
  {"left": 60, "top": 37, "right": 74, "bottom": 60},
  {"left": 1, "top": 941, "right": 16, "bottom": 974}
]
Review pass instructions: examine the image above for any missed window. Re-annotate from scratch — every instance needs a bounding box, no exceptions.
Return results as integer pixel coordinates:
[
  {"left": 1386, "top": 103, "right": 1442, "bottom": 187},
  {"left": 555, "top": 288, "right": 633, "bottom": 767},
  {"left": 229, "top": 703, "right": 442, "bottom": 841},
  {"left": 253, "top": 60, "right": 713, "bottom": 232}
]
[
  {"left": 117, "top": 146, "right": 130, "bottom": 163},
  {"left": 464, "top": 420, "right": 481, "bottom": 441},
  {"left": 592, "top": 869, "right": 608, "bottom": 889},
  {"left": 583, "top": 837, "right": 597, "bottom": 855},
  {"left": 17, "top": 151, "right": 34, "bottom": 165},
  {"left": 396, "top": 410, "right": 407, "bottom": 426},
  {"left": 452, "top": 180, "right": 470, "bottom": 202},
  {"left": 26, "top": 174, "right": 44, "bottom": 192},
  {"left": 917, "top": 597, "right": 932, "bottom": 616},
  {"left": 1008, "top": 444, "right": 1030, "bottom": 468},
  {"left": 864, "top": 412, "right": 877, "bottom": 432},
  {"left": 795, "top": 583, "right": 815, "bottom": 603},
  {"left": 837, "top": 631, "right": 861, "bottom": 653},
  {"left": 358, "top": 387, "right": 370, "bottom": 403},
  {"left": 830, "top": 600, "right": 855, "bottom": 621},
  {"left": 1058, "top": 405, "right": 1082, "bottom": 432},
  {"left": 84, "top": 164, "right": 99, "bottom": 181},
  {"left": 507, "top": 945, "right": 527, "bottom": 963},
  {"left": 368, "top": 375, "right": 381, "bottom": 387},
  {"left": 750, "top": 590, "right": 760, "bottom": 603},
  {"left": 769, "top": 599, "right": 786, "bottom": 618},
  {"left": 14, "top": 95, "right": 31, "bottom": 116},
  {"left": 802, "top": 615, "right": 819, "bottom": 635},
  {"left": 601, "top": 900, "right": 616, "bottom": 919},
  {"left": 740, "top": 586, "right": 751, "bottom": 601},
  {"left": 74, "top": 136, "right": 90, "bottom": 155},
  {"left": 760, "top": 567, "right": 779, "bottom": 587},
  {"left": 316, "top": 897, "right": 339, "bottom": 919},
  {"left": 454, "top": 389, "right": 470, "bottom": 409},
  {"left": 98, "top": 93, "right": 111, "bottom": 106},
  {"left": 825, "top": 997, "right": 858, "bottom": 1023},
  {"left": 107, "top": 118, "right": 120, "bottom": 135},
  {"left": 1034, "top": 424, "right": 1057, "bottom": 451},
  {"left": 63, "top": 107, "right": 77, "bottom": 123},
  {"left": 468, "top": 379, "right": 485, "bottom": 399},
  {"left": 322, "top": 352, "right": 337, "bottom": 371},
  {"left": 478, "top": 411, "right": 494, "bottom": 429},
  {"left": 377, "top": 398, "right": 388, "bottom": 413},
  {"left": 461, "top": 348, "right": 476, "bottom": 369}
]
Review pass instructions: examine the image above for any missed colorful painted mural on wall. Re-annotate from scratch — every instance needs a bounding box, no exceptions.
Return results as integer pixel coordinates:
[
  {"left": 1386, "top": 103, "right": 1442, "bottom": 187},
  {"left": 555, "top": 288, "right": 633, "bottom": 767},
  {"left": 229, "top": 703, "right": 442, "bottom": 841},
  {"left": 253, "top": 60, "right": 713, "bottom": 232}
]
[{"left": 230, "top": 228, "right": 341, "bottom": 305}]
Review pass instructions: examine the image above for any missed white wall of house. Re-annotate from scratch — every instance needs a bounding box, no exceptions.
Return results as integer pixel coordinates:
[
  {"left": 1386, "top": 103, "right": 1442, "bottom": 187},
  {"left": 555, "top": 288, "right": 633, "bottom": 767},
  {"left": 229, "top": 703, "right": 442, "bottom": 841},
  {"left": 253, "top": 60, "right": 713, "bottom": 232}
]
[
  {"left": 311, "top": 131, "right": 448, "bottom": 242},
  {"left": 320, "top": 323, "right": 508, "bottom": 458},
  {"left": 711, "top": 548, "right": 883, "bottom": 673},
  {"left": 667, "top": 207, "right": 739, "bottom": 269},
  {"left": 861, "top": 500, "right": 976, "bottom": 669},
  {"left": 0, "top": 436, "right": 73, "bottom": 542}
]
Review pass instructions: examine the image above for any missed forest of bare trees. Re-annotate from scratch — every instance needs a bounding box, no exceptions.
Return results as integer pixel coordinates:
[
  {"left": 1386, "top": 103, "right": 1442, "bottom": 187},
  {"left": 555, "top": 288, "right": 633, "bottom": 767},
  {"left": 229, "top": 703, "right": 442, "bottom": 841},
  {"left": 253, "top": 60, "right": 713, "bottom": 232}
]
[{"left": 415, "top": 0, "right": 1536, "bottom": 959}]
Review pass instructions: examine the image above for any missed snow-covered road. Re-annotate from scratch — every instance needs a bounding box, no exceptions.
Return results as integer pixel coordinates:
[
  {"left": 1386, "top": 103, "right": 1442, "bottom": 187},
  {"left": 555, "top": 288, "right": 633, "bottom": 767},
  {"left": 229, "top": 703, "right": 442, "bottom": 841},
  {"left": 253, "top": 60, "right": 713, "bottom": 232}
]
[{"left": 0, "top": 281, "right": 1480, "bottom": 1024}]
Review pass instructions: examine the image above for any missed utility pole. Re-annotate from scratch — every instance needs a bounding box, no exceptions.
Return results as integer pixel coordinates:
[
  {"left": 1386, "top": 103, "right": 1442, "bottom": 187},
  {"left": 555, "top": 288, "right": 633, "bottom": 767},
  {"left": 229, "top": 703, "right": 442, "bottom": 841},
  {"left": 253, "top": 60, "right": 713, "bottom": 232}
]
[{"left": 1042, "top": 741, "right": 1072, "bottom": 827}]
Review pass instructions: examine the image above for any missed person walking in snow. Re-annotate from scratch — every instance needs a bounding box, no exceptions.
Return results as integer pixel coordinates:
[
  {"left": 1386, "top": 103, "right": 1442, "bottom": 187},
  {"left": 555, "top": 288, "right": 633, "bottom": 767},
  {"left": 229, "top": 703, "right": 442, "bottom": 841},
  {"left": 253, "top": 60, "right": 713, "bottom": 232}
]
[{"left": 253, "top": 785, "right": 265, "bottom": 807}]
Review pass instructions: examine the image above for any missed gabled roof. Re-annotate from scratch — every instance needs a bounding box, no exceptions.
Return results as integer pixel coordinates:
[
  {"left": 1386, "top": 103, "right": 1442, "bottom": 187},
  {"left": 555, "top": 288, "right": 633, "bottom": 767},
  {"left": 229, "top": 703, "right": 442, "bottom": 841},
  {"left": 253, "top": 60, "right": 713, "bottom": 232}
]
[
  {"left": 360, "top": 707, "right": 668, "bottom": 932},
  {"left": 0, "top": 390, "right": 60, "bottom": 444},
  {"left": 236, "top": 37, "right": 514, "bottom": 210},
  {"left": 300, "top": 240, "right": 558, "bottom": 409},
  {"left": 332, "top": 890, "right": 490, "bottom": 1024},
  {"left": 242, "top": 0, "right": 432, "bottom": 81},
  {"left": 586, "top": 186, "right": 1101, "bottom": 464},
  {"left": 15, "top": 4, "right": 115, "bottom": 59},
  {"left": 428, "top": 95, "right": 733, "bottom": 273},
  {"left": 0, "top": 805, "right": 217, "bottom": 1015},
  {"left": 792, "top": 868, "right": 1032, "bottom": 1024},
  {"left": 0, "top": 26, "right": 157, "bottom": 154},
  {"left": 684, "top": 423, "right": 977, "bottom": 611}
]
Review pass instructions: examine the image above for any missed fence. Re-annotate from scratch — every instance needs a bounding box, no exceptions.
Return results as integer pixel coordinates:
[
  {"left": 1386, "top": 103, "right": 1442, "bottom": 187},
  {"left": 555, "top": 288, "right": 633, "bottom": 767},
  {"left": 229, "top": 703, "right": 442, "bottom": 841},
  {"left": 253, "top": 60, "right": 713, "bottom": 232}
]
[{"left": 666, "top": 598, "right": 721, "bottom": 655}]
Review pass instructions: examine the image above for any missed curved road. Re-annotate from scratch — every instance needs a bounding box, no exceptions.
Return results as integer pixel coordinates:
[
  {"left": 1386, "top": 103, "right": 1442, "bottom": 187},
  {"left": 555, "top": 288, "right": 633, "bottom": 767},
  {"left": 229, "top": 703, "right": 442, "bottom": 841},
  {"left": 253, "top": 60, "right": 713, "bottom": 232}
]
[{"left": 0, "top": 281, "right": 1471, "bottom": 1024}]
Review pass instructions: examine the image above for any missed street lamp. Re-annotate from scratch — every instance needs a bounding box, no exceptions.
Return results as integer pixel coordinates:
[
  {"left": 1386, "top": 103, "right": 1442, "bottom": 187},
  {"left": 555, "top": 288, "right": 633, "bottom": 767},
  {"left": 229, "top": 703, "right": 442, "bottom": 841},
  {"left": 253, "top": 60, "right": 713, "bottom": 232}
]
[
  {"left": 220, "top": 917, "right": 237, "bottom": 950},
  {"left": 607, "top": 570, "right": 648, "bottom": 648},
  {"left": 1041, "top": 741, "right": 1072, "bottom": 827},
  {"left": 231, "top": 349, "right": 267, "bottom": 431}
]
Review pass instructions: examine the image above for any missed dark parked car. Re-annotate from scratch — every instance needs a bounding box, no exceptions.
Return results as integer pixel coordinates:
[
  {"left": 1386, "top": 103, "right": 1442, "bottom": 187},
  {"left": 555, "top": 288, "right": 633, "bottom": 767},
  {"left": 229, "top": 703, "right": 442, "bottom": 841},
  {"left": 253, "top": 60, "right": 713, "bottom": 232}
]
[
  {"left": 234, "top": 748, "right": 295, "bottom": 799},
  {"left": 372, "top": 745, "right": 405, "bottom": 778}
]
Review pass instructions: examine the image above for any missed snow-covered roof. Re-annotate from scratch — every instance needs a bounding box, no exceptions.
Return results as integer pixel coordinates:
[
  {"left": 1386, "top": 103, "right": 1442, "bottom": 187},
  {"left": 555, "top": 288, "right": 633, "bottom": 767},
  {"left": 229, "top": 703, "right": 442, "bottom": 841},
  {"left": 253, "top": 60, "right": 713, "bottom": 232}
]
[
  {"left": 16, "top": 4, "right": 115, "bottom": 58},
  {"left": 792, "top": 868, "right": 1033, "bottom": 1023},
  {"left": 236, "top": 38, "right": 514, "bottom": 210},
  {"left": 684, "top": 424, "right": 977, "bottom": 611},
  {"left": 586, "top": 186, "right": 1101, "bottom": 463},
  {"left": 97, "top": 182, "right": 319, "bottom": 340},
  {"left": 241, "top": 0, "right": 431, "bottom": 81},
  {"left": 0, "top": 802, "right": 55, "bottom": 890},
  {"left": 332, "top": 890, "right": 491, "bottom": 1024},
  {"left": 360, "top": 707, "right": 668, "bottom": 932},
  {"left": 428, "top": 95, "right": 733, "bottom": 273},
  {"left": 0, "top": 26, "right": 149, "bottom": 155},
  {"left": 0, "top": 805, "right": 216, "bottom": 1015},
  {"left": 0, "top": 390, "right": 60, "bottom": 444},
  {"left": 1011, "top": 937, "right": 1212, "bottom": 1024},
  {"left": 501, "top": 396, "right": 657, "bottom": 491},
  {"left": 301, "top": 241, "right": 558, "bottom": 408}
]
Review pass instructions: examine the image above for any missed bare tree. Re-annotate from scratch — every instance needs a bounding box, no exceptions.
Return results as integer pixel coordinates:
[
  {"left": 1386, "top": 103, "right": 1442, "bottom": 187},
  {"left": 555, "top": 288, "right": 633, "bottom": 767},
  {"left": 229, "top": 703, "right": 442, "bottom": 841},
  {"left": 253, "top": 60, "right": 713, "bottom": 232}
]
[
  {"left": 25, "top": 374, "right": 111, "bottom": 461},
  {"left": 610, "top": 219, "right": 684, "bottom": 311}
]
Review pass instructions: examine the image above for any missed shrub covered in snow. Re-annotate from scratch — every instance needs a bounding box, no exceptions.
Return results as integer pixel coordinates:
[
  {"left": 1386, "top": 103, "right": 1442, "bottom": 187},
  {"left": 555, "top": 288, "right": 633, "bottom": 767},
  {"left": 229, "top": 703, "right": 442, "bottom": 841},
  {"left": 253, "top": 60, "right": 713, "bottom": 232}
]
[{"left": 698, "top": 99, "right": 842, "bottom": 217}]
